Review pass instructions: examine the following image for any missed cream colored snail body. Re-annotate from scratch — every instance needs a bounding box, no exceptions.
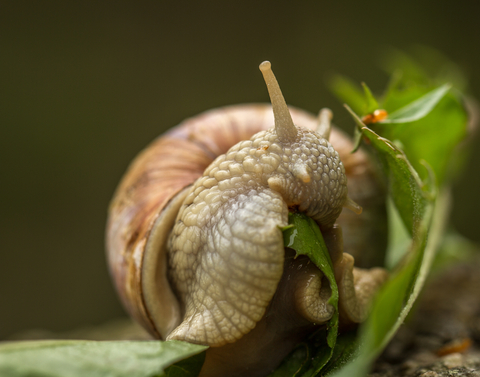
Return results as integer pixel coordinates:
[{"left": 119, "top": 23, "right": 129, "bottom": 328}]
[{"left": 106, "top": 61, "right": 388, "bottom": 377}]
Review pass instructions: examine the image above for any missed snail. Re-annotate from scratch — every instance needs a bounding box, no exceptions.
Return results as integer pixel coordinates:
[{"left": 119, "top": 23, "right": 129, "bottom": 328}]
[{"left": 106, "top": 61, "right": 388, "bottom": 377}]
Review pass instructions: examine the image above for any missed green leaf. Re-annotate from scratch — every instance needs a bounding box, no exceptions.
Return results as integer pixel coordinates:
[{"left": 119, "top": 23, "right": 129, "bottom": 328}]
[
  {"left": 351, "top": 125, "right": 364, "bottom": 153},
  {"left": 430, "top": 231, "right": 479, "bottom": 274},
  {"left": 282, "top": 213, "right": 339, "bottom": 371},
  {"left": 361, "top": 82, "right": 379, "bottom": 114},
  {"left": 329, "top": 172, "right": 451, "bottom": 377},
  {"left": 361, "top": 127, "right": 430, "bottom": 235},
  {"left": 283, "top": 213, "right": 338, "bottom": 311},
  {"left": 164, "top": 351, "right": 206, "bottom": 377},
  {"left": 409, "top": 45, "right": 469, "bottom": 91},
  {"left": 343, "top": 103, "right": 434, "bottom": 234},
  {"left": 267, "top": 343, "right": 311, "bottom": 377},
  {"left": 376, "top": 93, "right": 468, "bottom": 185},
  {"left": 328, "top": 70, "right": 468, "bottom": 376},
  {"left": 375, "top": 50, "right": 468, "bottom": 185},
  {"left": 0, "top": 340, "right": 207, "bottom": 377},
  {"left": 319, "top": 331, "right": 359, "bottom": 376},
  {"left": 299, "top": 48, "right": 471, "bottom": 377},
  {"left": 380, "top": 84, "right": 451, "bottom": 123},
  {"left": 328, "top": 75, "right": 365, "bottom": 114},
  {"left": 343, "top": 104, "right": 367, "bottom": 152},
  {"left": 381, "top": 46, "right": 468, "bottom": 91},
  {"left": 384, "top": 197, "right": 411, "bottom": 270}
]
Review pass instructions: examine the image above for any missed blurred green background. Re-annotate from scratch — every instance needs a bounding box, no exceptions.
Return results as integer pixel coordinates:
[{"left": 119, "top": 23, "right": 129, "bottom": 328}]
[{"left": 1, "top": 1, "right": 479, "bottom": 339}]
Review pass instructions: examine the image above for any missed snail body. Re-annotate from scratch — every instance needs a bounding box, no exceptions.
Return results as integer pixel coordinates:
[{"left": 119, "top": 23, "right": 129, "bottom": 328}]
[{"left": 107, "top": 62, "right": 387, "bottom": 376}]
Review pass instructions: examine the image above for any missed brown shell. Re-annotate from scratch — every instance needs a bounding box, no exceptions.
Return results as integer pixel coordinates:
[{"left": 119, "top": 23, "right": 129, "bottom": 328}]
[{"left": 106, "top": 103, "right": 386, "bottom": 339}]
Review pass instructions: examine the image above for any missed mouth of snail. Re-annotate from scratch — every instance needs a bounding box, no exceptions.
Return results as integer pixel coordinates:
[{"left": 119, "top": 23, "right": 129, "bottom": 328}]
[{"left": 288, "top": 204, "right": 301, "bottom": 213}]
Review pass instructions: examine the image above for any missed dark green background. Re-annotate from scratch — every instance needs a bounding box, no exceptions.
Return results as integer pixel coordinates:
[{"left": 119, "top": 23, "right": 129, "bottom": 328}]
[{"left": 1, "top": 1, "right": 479, "bottom": 339}]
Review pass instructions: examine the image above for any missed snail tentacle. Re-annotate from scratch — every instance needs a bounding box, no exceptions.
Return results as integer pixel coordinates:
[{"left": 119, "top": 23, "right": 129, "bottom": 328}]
[
  {"left": 335, "top": 253, "right": 388, "bottom": 323},
  {"left": 259, "top": 61, "right": 297, "bottom": 142},
  {"left": 294, "top": 263, "right": 335, "bottom": 324},
  {"left": 316, "top": 108, "right": 333, "bottom": 140}
]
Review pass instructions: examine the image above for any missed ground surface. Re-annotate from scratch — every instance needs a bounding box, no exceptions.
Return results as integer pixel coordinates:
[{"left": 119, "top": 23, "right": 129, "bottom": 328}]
[{"left": 370, "top": 256, "right": 480, "bottom": 377}]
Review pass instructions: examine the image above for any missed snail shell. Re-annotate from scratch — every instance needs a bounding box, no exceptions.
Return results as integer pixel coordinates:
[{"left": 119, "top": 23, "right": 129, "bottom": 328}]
[{"left": 106, "top": 62, "right": 387, "bottom": 376}]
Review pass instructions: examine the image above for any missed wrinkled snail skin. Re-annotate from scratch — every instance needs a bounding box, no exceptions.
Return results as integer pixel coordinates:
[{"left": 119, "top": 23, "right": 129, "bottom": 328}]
[
  {"left": 167, "top": 124, "right": 348, "bottom": 346},
  {"left": 106, "top": 62, "right": 388, "bottom": 377}
]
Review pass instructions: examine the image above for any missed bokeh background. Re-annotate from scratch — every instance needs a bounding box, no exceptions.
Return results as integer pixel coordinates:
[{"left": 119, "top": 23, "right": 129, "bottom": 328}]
[{"left": 1, "top": 1, "right": 479, "bottom": 339}]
